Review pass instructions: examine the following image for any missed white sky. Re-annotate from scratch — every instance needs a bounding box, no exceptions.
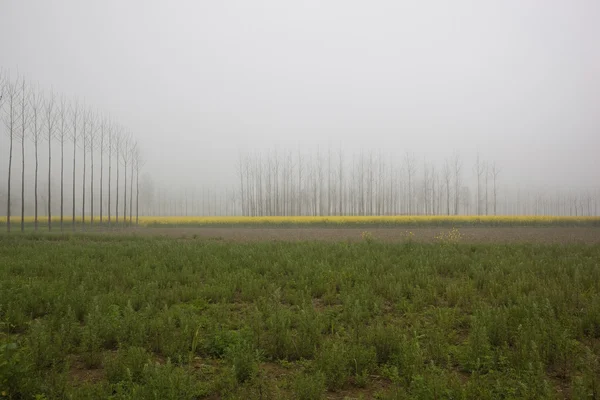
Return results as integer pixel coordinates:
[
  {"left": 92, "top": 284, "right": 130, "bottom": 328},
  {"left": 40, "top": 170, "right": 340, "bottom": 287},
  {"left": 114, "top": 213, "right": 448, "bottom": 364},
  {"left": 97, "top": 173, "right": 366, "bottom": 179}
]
[{"left": 1, "top": 0, "right": 599, "bottom": 189}]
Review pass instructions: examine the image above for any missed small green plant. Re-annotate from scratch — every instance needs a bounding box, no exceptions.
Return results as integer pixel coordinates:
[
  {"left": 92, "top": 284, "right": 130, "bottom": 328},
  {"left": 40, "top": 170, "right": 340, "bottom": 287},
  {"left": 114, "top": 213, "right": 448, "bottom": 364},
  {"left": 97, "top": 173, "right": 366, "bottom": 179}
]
[
  {"left": 104, "top": 346, "right": 150, "bottom": 383},
  {"left": 293, "top": 370, "right": 326, "bottom": 400},
  {"left": 225, "top": 340, "right": 260, "bottom": 384}
]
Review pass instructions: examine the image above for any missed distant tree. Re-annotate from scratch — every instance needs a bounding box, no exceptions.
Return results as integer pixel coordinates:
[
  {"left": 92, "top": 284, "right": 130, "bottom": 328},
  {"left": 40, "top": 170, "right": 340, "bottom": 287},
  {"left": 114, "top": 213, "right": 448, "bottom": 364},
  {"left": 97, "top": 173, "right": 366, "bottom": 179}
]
[
  {"left": 490, "top": 162, "right": 500, "bottom": 215},
  {"left": 43, "top": 90, "right": 57, "bottom": 230},
  {"left": 405, "top": 152, "right": 416, "bottom": 215},
  {"left": 69, "top": 101, "right": 81, "bottom": 231},
  {"left": 474, "top": 153, "right": 485, "bottom": 216},
  {"left": 121, "top": 134, "right": 132, "bottom": 225},
  {"left": 443, "top": 159, "right": 451, "bottom": 215},
  {"left": 337, "top": 149, "right": 343, "bottom": 216},
  {"left": 423, "top": 159, "right": 430, "bottom": 215},
  {"left": 133, "top": 145, "right": 144, "bottom": 225},
  {"left": 1, "top": 75, "right": 18, "bottom": 232},
  {"left": 129, "top": 141, "right": 137, "bottom": 225},
  {"left": 88, "top": 113, "right": 98, "bottom": 226},
  {"left": 81, "top": 108, "right": 90, "bottom": 226},
  {"left": 18, "top": 78, "right": 30, "bottom": 232},
  {"left": 113, "top": 131, "right": 124, "bottom": 224},
  {"left": 452, "top": 152, "right": 462, "bottom": 215},
  {"left": 485, "top": 162, "right": 489, "bottom": 215},
  {"left": 107, "top": 122, "right": 114, "bottom": 225},
  {"left": 57, "top": 95, "right": 69, "bottom": 231},
  {"left": 29, "top": 87, "right": 44, "bottom": 230},
  {"left": 99, "top": 116, "right": 107, "bottom": 223}
]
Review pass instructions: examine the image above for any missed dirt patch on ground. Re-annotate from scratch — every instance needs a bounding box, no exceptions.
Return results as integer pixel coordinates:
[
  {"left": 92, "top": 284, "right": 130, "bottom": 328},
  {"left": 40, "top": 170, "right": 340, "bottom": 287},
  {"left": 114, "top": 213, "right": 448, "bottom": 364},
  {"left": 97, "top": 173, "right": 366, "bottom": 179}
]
[{"left": 111, "top": 226, "right": 600, "bottom": 244}]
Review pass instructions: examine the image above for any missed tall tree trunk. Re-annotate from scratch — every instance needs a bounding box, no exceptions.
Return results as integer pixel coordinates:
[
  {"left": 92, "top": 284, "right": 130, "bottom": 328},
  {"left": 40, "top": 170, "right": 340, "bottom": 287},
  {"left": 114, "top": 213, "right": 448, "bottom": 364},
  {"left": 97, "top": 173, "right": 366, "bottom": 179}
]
[
  {"left": 20, "top": 81, "right": 26, "bottom": 232},
  {"left": 136, "top": 165, "right": 140, "bottom": 225},
  {"left": 115, "top": 157, "right": 119, "bottom": 224},
  {"left": 48, "top": 128, "right": 52, "bottom": 231},
  {"left": 6, "top": 126, "right": 13, "bottom": 233},
  {"left": 20, "top": 126, "right": 25, "bottom": 232},
  {"left": 90, "top": 135, "right": 94, "bottom": 226},
  {"left": 72, "top": 132, "right": 76, "bottom": 231},
  {"left": 82, "top": 131, "right": 86, "bottom": 227},
  {"left": 123, "top": 161, "right": 127, "bottom": 225},
  {"left": 60, "top": 136, "right": 64, "bottom": 231},
  {"left": 100, "top": 142, "right": 103, "bottom": 224},
  {"left": 108, "top": 139, "right": 111, "bottom": 226},
  {"left": 129, "top": 157, "right": 133, "bottom": 224},
  {"left": 34, "top": 138, "right": 39, "bottom": 231}
]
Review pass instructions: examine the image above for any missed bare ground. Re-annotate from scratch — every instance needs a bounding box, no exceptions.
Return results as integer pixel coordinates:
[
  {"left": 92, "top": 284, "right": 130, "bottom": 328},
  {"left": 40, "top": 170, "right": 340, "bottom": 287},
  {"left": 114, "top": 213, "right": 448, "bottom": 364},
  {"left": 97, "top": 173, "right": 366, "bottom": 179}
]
[{"left": 108, "top": 226, "right": 600, "bottom": 244}]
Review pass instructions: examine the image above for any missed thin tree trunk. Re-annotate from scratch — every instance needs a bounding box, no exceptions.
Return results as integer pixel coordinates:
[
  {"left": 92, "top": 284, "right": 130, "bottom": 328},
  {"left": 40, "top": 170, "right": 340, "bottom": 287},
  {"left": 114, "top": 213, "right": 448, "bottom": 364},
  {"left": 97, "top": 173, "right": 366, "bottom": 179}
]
[
  {"left": 35, "top": 138, "right": 39, "bottom": 231},
  {"left": 108, "top": 139, "right": 111, "bottom": 226},
  {"left": 20, "top": 81, "right": 26, "bottom": 232},
  {"left": 123, "top": 161, "right": 127, "bottom": 225},
  {"left": 72, "top": 132, "right": 76, "bottom": 231},
  {"left": 129, "top": 158, "right": 133, "bottom": 224},
  {"left": 48, "top": 128, "right": 52, "bottom": 231},
  {"left": 6, "top": 130, "right": 13, "bottom": 233},
  {"left": 60, "top": 135, "right": 64, "bottom": 231},
  {"left": 82, "top": 132, "right": 86, "bottom": 227},
  {"left": 100, "top": 133, "right": 103, "bottom": 224},
  {"left": 116, "top": 158, "right": 119, "bottom": 224},
  {"left": 20, "top": 126, "right": 25, "bottom": 232},
  {"left": 90, "top": 135, "right": 94, "bottom": 226},
  {"left": 136, "top": 165, "right": 140, "bottom": 225}
]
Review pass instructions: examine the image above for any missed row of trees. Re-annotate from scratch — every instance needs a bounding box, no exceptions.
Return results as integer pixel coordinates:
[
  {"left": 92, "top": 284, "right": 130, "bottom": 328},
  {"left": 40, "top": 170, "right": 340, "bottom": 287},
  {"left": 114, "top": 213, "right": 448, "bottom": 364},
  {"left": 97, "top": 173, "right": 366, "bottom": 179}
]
[
  {"left": 126, "top": 148, "right": 597, "bottom": 218},
  {"left": 135, "top": 150, "right": 595, "bottom": 217},
  {"left": 234, "top": 149, "right": 501, "bottom": 217},
  {"left": 1, "top": 70, "right": 144, "bottom": 232}
]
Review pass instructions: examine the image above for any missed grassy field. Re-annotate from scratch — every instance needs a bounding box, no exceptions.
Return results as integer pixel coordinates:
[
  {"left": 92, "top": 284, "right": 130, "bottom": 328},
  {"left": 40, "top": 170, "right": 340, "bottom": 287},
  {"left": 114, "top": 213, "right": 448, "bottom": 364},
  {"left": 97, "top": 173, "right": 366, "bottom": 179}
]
[
  {"left": 1, "top": 233, "right": 599, "bottom": 399},
  {"left": 2, "top": 215, "right": 600, "bottom": 230}
]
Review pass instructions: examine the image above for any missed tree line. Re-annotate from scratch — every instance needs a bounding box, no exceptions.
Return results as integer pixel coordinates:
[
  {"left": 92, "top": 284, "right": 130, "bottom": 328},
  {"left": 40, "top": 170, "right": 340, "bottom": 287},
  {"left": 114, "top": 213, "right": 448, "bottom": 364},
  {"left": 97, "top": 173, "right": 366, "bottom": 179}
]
[
  {"left": 137, "top": 149, "right": 597, "bottom": 217},
  {"left": 0, "top": 70, "right": 144, "bottom": 232},
  {"left": 234, "top": 149, "right": 500, "bottom": 217}
]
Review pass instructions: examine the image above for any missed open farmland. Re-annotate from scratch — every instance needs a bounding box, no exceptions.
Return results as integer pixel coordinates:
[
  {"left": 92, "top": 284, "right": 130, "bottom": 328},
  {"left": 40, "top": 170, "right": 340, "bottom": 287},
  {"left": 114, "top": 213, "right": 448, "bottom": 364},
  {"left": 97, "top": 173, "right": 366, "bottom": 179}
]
[{"left": 1, "top": 231, "right": 600, "bottom": 399}]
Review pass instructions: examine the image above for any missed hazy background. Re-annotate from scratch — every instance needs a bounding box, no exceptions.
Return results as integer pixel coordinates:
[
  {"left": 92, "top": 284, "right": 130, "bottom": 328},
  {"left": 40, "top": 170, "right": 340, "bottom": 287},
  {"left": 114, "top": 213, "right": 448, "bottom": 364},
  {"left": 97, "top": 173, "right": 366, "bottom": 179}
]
[{"left": 1, "top": 0, "right": 599, "bottom": 189}]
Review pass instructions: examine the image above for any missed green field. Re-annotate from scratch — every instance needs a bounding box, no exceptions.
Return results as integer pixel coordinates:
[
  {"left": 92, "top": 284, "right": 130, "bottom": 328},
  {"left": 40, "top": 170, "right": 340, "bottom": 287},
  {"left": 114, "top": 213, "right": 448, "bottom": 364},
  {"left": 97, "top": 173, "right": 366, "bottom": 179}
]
[{"left": 1, "top": 234, "right": 600, "bottom": 399}]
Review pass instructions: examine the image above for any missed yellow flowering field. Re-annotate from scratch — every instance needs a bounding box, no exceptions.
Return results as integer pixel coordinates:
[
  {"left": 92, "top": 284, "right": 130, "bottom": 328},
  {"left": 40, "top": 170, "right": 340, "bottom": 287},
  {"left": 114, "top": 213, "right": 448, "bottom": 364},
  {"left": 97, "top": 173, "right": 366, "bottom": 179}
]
[{"left": 136, "top": 215, "right": 599, "bottom": 227}]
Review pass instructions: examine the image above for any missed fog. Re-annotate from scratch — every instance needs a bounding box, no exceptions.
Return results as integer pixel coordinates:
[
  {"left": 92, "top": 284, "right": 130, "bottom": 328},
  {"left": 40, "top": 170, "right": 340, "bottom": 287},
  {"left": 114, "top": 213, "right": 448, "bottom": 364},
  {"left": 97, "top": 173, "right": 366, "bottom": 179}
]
[{"left": 1, "top": 0, "right": 599, "bottom": 217}]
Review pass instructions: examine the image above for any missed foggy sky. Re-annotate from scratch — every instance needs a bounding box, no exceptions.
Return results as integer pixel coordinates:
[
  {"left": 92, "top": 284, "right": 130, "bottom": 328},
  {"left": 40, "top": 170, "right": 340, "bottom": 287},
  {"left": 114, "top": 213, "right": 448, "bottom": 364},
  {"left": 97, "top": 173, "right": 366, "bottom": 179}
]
[{"left": 1, "top": 0, "right": 599, "bottom": 189}]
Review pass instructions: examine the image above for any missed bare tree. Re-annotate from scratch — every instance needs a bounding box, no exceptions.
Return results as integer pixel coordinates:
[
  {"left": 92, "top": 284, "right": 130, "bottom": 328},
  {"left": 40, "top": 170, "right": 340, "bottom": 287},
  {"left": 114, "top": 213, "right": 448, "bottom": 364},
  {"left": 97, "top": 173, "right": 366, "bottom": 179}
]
[
  {"left": 29, "top": 87, "right": 44, "bottom": 230},
  {"left": 405, "top": 152, "right": 416, "bottom": 215},
  {"left": 107, "top": 122, "right": 115, "bottom": 225},
  {"left": 81, "top": 108, "right": 90, "bottom": 226},
  {"left": 0, "top": 71, "right": 5, "bottom": 224},
  {"left": 443, "top": 159, "right": 451, "bottom": 215},
  {"left": 474, "top": 153, "right": 485, "bottom": 216},
  {"left": 129, "top": 141, "right": 137, "bottom": 225},
  {"left": 69, "top": 101, "right": 81, "bottom": 231},
  {"left": 18, "top": 78, "right": 30, "bottom": 232},
  {"left": 2, "top": 76, "right": 18, "bottom": 232},
  {"left": 490, "top": 162, "right": 500, "bottom": 215},
  {"left": 452, "top": 152, "right": 462, "bottom": 215},
  {"left": 133, "top": 146, "right": 145, "bottom": 225},
  {"left": 121, "top": 134, "right": 132, "bottom": 225},
  {"left": 44, "top": 91, "right": 58, "bottom": 230},
  {"left": 99, "top": 116, "right": 107, "bottom": 224},
  {"left": 57, "top": 95, "right": 68, "bottom": 231},
  {"left": 88, "top": 113, "right": 98, "bottom": 226},
  {"left": 485, "top": 162, "right": 489, "bottom": 215},
  {"left": 114, "top": 131, "right": 124, "bottom": 224}
]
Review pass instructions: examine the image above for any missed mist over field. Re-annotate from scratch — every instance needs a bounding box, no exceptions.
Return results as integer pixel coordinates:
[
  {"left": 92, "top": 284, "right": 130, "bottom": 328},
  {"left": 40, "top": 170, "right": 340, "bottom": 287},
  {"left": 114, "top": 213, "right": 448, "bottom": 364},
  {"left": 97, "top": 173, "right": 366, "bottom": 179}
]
[{"left": 1, "top": 0, "right": 599, "bottom": 218}]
